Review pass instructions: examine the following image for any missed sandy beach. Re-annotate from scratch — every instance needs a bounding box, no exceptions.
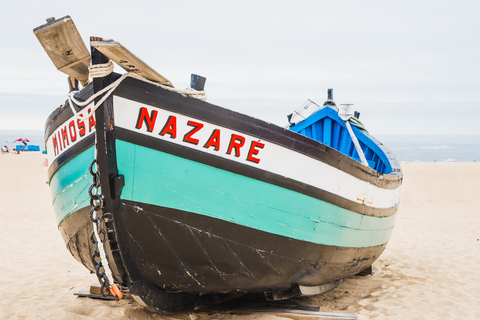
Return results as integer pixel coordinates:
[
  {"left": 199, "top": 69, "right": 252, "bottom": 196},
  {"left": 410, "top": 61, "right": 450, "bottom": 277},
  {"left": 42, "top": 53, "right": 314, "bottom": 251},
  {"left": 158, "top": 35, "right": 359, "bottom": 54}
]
[{"left": 0, "top": 152, "right": 479, "bottom": 319}]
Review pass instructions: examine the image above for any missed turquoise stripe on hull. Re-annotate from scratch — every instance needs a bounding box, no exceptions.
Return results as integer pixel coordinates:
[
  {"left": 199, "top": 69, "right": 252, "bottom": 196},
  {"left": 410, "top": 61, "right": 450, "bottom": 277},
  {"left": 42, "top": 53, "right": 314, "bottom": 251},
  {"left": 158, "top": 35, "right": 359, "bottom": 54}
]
[
  {"left": 116, "top": 140, "right": 396, "bottom": 248},
  {"left": 49, "top": 147, "right": 95, "bottom": 224}
]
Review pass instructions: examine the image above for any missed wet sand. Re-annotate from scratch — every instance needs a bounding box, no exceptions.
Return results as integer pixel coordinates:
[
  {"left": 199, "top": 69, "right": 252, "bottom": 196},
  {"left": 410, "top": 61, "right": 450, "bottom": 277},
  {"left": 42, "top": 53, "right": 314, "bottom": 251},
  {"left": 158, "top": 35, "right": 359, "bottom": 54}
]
[{"left": 1, "top": 153, "right": 479, "bottom": 319}]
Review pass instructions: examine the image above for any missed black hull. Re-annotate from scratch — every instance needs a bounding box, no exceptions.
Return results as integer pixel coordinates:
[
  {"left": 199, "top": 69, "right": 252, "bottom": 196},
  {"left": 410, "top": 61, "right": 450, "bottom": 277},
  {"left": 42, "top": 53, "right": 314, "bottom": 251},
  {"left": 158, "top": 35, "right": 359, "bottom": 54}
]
[
  {"left": 118, "top": 200, "right": 386, "bottom": 293},
  {"left": 59, "top": 200, "right": 385, "bottom": 296},
  {"left": 58, "top": 206, "right": 125, "bottom": 284}
]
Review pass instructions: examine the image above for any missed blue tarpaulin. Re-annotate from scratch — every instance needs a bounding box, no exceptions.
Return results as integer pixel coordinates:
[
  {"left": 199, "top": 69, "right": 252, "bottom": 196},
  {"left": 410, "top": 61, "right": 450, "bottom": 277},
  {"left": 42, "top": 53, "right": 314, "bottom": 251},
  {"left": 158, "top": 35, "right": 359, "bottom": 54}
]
[{"left": 16, "top": 145, "right": 40, "bottom": 151}]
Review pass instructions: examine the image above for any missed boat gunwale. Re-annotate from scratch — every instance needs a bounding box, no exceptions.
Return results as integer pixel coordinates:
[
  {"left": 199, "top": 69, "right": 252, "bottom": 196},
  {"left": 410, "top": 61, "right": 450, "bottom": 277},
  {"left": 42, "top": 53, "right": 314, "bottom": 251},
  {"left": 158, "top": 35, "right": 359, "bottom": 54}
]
[{"left": 112, "top": 77, "right": 402, "bottom": 186}]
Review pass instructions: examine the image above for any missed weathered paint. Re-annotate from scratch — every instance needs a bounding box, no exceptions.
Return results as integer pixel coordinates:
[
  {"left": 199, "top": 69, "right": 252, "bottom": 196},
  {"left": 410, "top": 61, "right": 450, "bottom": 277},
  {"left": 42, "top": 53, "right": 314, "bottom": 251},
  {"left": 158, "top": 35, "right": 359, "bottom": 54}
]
[
  {"left": 49, "top": 146, "right": 94, "bottom": 224},
  {"left": 118, "top": 200, "right": 389, "bottom": 293},
  {"left": 116, "top": 140, "right": 396, "bottom": 248}
]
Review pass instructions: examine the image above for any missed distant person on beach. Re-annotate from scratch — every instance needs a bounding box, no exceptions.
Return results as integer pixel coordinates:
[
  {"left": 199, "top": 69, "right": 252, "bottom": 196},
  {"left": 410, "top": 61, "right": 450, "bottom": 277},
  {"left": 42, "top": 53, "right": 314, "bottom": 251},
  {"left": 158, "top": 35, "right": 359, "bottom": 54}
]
[
  {"left": 12, "top": 148, "right": 19, "bottom": 154},
  {"left": 1, "top": 146, "right": 9, "bottom": 153}
]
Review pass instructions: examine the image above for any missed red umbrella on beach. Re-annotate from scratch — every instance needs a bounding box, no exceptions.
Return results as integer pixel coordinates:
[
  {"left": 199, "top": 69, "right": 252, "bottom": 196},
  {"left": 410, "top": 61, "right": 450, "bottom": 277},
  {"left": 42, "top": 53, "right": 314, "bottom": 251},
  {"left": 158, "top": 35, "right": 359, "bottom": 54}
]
[{"left": 16, "top": 138, "right": 30, "bottom": 142}]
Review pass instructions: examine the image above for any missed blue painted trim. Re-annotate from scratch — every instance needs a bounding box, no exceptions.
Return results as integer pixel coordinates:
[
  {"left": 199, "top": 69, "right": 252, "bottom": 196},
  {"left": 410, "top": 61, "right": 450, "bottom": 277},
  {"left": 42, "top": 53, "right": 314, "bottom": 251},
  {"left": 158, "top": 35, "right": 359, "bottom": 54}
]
[{"left": 290, "top": 107, "right": 392, "bottom": 174}]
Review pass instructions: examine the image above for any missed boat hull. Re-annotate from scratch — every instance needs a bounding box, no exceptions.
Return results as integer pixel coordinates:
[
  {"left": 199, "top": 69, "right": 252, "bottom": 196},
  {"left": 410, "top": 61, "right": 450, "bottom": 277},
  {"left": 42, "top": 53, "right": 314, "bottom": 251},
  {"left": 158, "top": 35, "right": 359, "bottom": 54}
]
[
  {"left": 45, "top": 75, "right": 402, "bottom": 312},
  {"left": 114, "top": 199, "right": 387, "bottom": 293}
]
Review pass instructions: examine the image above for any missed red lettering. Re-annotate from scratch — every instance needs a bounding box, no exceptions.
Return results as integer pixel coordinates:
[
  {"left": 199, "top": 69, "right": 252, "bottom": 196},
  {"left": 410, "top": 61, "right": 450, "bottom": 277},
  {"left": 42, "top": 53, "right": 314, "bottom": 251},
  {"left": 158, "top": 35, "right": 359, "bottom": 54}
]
[
  {"left": 246, "top": 140, "right": 265, "bottom": 164},
  {"left": 204, "top": 129, "right": 221, "bottom": 151},
  {"left": 88, "top": 108, "right": 96, "bottom": 132},
  {"left": 77, "top": 115, "right": 86, "bottom": 137},
  {"left": 61, "top": 126, "right": 69, "bottom": 147},
  {"left": 183, "top": 120, "right": 204, "bottom": 145},
  {"left": 69, "top": 120, "right": 77, "bottom": 142},
  {"left": 226, "top": 134, "right": 245, "bottom": 157},
  {"left": 135, "top": 107, "right": 158, "bottom": 132},
  {"left": 159, "top": 116, "right": 177, "bottom": 138},
  {"left": 57, "top": 131, "right": 63, "bottom": 150},
  {"left": 52, "top": 135, "right": 59, "bottom": 156}
]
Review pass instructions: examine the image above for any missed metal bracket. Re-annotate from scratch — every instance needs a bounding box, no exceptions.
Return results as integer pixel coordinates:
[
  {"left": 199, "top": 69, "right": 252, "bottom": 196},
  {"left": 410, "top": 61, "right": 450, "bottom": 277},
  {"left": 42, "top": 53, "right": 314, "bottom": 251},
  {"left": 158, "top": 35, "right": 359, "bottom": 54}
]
[{"left": 110, "top": 174, "right": 125, "bottom": 199}]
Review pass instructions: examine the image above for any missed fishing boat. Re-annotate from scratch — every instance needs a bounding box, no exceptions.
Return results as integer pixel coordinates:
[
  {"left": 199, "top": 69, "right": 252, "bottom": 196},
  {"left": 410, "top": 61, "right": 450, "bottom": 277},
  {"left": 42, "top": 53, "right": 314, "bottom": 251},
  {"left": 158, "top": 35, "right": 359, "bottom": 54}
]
[{"left": 34, "top": 16, "right": 402, "bottom": 312}]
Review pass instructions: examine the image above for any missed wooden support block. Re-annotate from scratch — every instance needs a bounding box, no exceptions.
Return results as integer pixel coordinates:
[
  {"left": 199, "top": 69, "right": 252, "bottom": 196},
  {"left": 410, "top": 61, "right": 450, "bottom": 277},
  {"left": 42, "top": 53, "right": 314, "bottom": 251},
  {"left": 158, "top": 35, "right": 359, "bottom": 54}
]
[
  {"left": 89, "top": 286, "right": 102, "bottom": 295},
  {"left": 355, "top": 265, "right": 373, "bottom": 276}
]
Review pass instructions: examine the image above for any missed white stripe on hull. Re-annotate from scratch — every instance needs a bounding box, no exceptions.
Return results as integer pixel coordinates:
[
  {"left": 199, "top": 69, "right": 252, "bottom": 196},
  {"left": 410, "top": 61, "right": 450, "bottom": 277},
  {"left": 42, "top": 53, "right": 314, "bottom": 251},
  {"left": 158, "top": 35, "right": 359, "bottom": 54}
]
[
  {"left": 46, "top": 104, "right": 96, "bottom": 168},
  {"left": 114, "top": 96, "right": 401, "bottom": 210}
]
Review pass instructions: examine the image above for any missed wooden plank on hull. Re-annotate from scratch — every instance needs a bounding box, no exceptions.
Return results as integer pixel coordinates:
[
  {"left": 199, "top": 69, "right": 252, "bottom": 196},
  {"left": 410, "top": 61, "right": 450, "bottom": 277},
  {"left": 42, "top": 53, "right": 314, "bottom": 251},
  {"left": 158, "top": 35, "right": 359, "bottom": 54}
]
[
  {"left": 90, "top": 39, "right": 173, "bottom": 87},
  {"left": 33, "top": 16, "right": 90, "bottom": 84}
]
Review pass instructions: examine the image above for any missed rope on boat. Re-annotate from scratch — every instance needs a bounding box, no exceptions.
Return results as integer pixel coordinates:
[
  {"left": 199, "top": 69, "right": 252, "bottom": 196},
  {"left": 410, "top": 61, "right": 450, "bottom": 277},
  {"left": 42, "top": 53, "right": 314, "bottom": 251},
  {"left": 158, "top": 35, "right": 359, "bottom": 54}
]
[
  {"left": 89, "top": 60, "right": 114, "bottom": 78},
  {"left": 91, "top": 208, "right": 115, "bottom": 289},
  {"left": 68, "top": 62, "right": 207, "bottom": 120}
]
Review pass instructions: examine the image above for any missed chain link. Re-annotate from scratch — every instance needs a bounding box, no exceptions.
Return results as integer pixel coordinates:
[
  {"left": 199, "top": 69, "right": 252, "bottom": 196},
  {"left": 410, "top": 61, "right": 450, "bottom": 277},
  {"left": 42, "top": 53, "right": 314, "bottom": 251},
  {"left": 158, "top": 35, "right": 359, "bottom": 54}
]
[{"left": 88, "top": 159, "right": 120, "bottom": 297}]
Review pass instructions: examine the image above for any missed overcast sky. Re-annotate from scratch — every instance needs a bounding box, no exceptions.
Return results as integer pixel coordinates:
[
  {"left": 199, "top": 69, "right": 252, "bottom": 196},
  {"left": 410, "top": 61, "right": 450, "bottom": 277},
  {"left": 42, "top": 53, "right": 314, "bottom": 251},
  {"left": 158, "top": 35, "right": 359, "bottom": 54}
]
[{"left": 1, "top": 0, "right": 479, "bottom": 136}]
